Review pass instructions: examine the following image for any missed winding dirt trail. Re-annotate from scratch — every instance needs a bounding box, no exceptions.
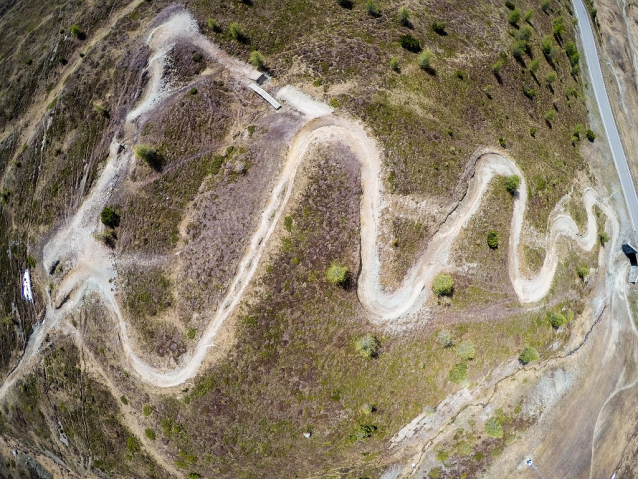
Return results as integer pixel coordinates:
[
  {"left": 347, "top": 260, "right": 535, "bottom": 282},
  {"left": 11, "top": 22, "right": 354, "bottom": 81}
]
[{"left": 0, "top": 9, "right": 617, "bottom": 396}]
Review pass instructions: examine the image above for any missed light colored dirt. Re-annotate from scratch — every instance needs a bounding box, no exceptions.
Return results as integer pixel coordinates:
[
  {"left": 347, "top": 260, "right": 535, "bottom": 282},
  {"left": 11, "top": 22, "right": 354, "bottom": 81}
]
[{"left": 0, "top": 9, "right": 618, "bottom": 397}]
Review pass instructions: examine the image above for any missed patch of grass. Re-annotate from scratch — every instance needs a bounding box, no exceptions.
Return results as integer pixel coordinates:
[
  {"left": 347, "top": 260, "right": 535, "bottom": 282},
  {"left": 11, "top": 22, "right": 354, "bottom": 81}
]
[
  {"left": 576, "top": 266, "right": 589, "bottom": 279},
  {"left": 144, "top": 428, "right": 156, "bottom": 440},
  {"left": 438, "top": 330, "right": 454, "bottom": 348},
  {"left": 485, "top": 418, "right": 503, "bottom": 438},
  {"left": 143, "top": 405, "right": 152, "bottom": 416},
  {"left": 249, "top": 50, "right": 265, "bottom": 69},
  {"left": 187, "top": 328, "right": 197, "bottom": 340},
  {"left": 449, "top": 362, "right": 468, "bottom": 383},
  {"left": 456, "top": 341, "right": 476, "bottom": 360}
]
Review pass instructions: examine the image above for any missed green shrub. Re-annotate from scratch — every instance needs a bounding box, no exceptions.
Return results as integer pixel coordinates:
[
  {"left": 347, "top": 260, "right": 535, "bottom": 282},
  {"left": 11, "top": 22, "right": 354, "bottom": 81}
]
[
  {"left": 516, "top": 25, "right": 533, "bottom": 41},
  {"left": 505, "top": 1, "right": 515, "bottom": 9},
  {"left": 499, "top": 137, "right": 507, "bottom": 147},
  {"left": 552, "top": 16, "right": 565, "bottom": 36},
  {"left": 586, "top": 129, "right": 596, "bottom": 142},
  {"left": 545, "top": 71, "right": 557, "bottom": 86},
  {"left": 187, "top": 474, "right": 201, "bottom": 479},
  {"left": 529, "top": 58, "right": 540, "bottom": 74},
  {"left": 143, "top": 405, "right": 152, "bottom": 416},
  {"left": 549, "top": 312, "right": 568, "bottom": 328},
  {"left": 599, "top": 231, "right": 610, "bottom": 245},
  {"left": 530, "top": 127, "right": 537, "bottom": 137},
  {"left": 144, "top": 429, "right": 156, "bottom": 440},
  {"left": 249, "top": 50, "right": 265, "bottom": 69},
  {"left": 519, "top": 347, "right": 539, "bottom": 364},
  {"left": 485, "top": 418, "right": 503, "bottom": 438},
  {"left": 504, "top": 175, "right": 521, "bottom": 194},
  {"left": 487, "top": 231, "right": 499, "bottom": 249},
  {"left": 491, "top": 60, "right": 503, "bottom": 74},
  {"left": 187, "top": 328, "right": 197, "bottom": 339},
  {"left": 573, "top": 123, "right": 584, "bottom": 139},
  {"left": 229, "top": 22, "right": 246, "bottom": 42},
  {"left": 365, "top": 0, "right": 380, "bottom": 16},
  {"left": 193, "top": 53, "right": 203, "bottom": 63},
  {"left": 511, "top": 40, "right": 526, "bottom": 59},
  {"left": 127, "top": 436, "right": 140, "bottom": 453},
  {"left": 524, "top": 9, "right": 534, "bottom": 22},
  {"left": 100, "top": 206, "right": 120, "bottom": 228},
  {"left": 449, "top": 362, "right": 467, "bottom": 383},
  {"left": 355, "top": 334, "right": 379, "bottom": 359},
  {"left": 418, "top": 49, "right": 433, "bottom": 70},
  {"left": 70, "top": 25, "right": 82, "bottom": 37},
  {"left": 456, "top": 341, "right": 476, "bottom": 360},
  {"left": 207, "top": 18, "right": 220, "bottom": 31},
  {"left": 432, "top": 273, "right": 454, "bottom": 296},
  {"left": 189, "top": 87, "right": 198, "bottom": 95},
  {"left": 134, "top": 144, "right": 161, "bottom": 169},
  {"left": 399, "top": 34, "right": 421, "bottom": 52},
  {"left": 430, "top": 468, "right": 441, "bottom": 478},
  {"left": 541, "top": 35, "right": 553, "bottom": 54},
  {"left": 120, "top": 395, "right": 128, "bottom": 405},
  {"left": 576, "top": 266, "right": 590, "bottom": 279},
  {"left": 360, "top": 403, "right": 376, "bottom": 414},
  {"left": 541, "top": 0, "right": 551, "bottom": 12},
  {"left": 352, "top": 423, "right": 377, "bottom": 440},
  {"left": 326, "top": 263, "right": 348, "bottom": 285},
  {"left": 507, "top": 9, "right": 521, "bottom": 25},
  {"left": 432, "top": 21, "right": 447, "bottom": 35},
  {"left": 544, "top": 110, "right": 555, "bottom": 122},
  {"left": 390, "top": 56, "right": 400, "bottom": 72},
  {"left": 437, "top": 330, "right": 454, "bottom": 347},
  {"left": 522, "top": 85, "right": 535, "bottom": 99},
  {"left": 397, "top": 6, "right": 410, "bottom": 25}
]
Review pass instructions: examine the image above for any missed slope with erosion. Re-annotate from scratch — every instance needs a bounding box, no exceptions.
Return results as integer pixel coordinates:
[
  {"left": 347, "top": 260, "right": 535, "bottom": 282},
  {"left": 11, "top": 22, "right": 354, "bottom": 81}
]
[{"left": 0, "top": 0, "right": 627, "bottom": 477}]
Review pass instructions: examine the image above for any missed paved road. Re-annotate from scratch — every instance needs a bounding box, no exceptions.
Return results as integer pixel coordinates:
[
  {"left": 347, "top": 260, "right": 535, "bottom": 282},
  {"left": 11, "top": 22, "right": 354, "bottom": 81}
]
[{"left": 572, "top": 0, "right": 638, "bottom": 242}]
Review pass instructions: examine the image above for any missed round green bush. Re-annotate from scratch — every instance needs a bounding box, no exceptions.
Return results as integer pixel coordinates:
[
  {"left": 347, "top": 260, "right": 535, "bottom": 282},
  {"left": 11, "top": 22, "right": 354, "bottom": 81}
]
[
  {"left": 100, "top": 206, "right": 120, "bottom": 228},
  {"left": 399, "top": 34, "right": 421, "bottom": 53},
  {"left": 432, "top": 273, "right": 454, "bottom": 297},
  {"left": 144, "top": 428, "right": 155, "bottom": 440},
  {"left": 519, "top": 347, "right": 539, "bottom": 364},
  {"left": 326, "top": 264, "right": 348, "bottom": 285},
  {"left": 485, "top": 418, "right": 503, "bottom": 438},
  {"left": 418, "top": 49, "right": 433, "bottom": 70},
  {"left": 549, "top": 312, "right": 568, "bottom": 328},
  {"left": 487, "top": 231, "right": 499, "bottom": 249},
  {"left": 504, "top": 174, "right": 521, "bottom": 194},
  {"left": 456, "top": 341, "right": 476, "bottom": 360},
  {"left": 249, "top": 51, "right": 265, "bottom": 69},
  {"left": 134, "top": 144, "right": 161, "bottom": 169},
  {"left": 143, "top": 404, "right": 152, "bottom": 416}
]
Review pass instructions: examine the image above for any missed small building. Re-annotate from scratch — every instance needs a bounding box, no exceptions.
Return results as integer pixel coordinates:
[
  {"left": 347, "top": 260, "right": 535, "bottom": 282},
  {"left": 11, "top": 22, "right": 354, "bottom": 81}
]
[
  {"left": 622, "top": 243, "right": 638, "bottom": 283},
  {"left": 247, "top": 70, "right": 267, "bottom": 85}
]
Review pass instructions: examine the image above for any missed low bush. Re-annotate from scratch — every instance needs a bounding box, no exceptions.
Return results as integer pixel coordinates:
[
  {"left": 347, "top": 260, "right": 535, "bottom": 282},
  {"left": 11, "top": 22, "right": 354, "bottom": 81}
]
[
  {"left": 449, "top": 362, "right": 467, "bottom": 383},
  {"left": 529, "top": 58, "right": 540, "bottom": 74},
  {"left": 599, "top": 231, "right": 610, "bottom": 245},
  {"left": 126, "top": 436, "right": 140, "bottom": 453},
  {"left": 507, "top": 9, "right": 521, "bottom": 25},
  {"left": 326, "top": 263, "right": 348, "bottom": 285},
  {"left": 456, "top": 341, "right": 476, "bottom": 360},
  {"left": 207, "top": 18, "right": 220, "bottom": 32},
  {"left": 187, "top": 328, "right": 197, "bottom": 339},
  {"left": 491, "top": 60, "right": 503, "bottom": 74},
  {"left": 250, "top": 50, "right": 264, "bottom": 68},
  {"left": 355, "top": 334, "right": 379, "bottom": 359},
  {"left": 120, "top": 395, "right": 128, "bottom": 405},
  {"left": 524, "top": 9, "right": 534, "bottom": 22},
  {"left": 143, "top": 405, "right": 152, "bottom": 416},
  {"left": 544, "top": 110, "right": 556, "bottom": 122},
  {"left": 437, "top": 330, "right": 454, "bottom": 347},
  {"left": 516, "top": 25, "right": 533, "bottom": 41},
  {"left": 390, "top": 56, "right": 400, "bottom": 72},
  {"left": 432, "top": 21, "right": 447, "bottom": 35},
  {"left": 432, "top": 273, "right": 454, "bottom": 296},
  {"left": 541, "top": 35, "right": 553, "bottom": 54},
  {"left": 365, "top": 0, "right": 380, "bottom": 16},
  {"left": 229, "top": 22, "right": 246, "bottom": 42},
  {"left": 519, "top": 347, "right": 539, "bottom": 364},
  {"left": 399, "top": 34, "right": 421, "bottom": 52},
  {"left": 504, "top": 175, "right": 521, "bottom": 194},
  {"left": 505, "top": 1, "right": 515, "bottom": 10},
  {"left": 134, "top": 144, "right": 161, "bottom": 170},
  {"left": 586, "top": 129, "right": 596, "bottom": 142},
  {"left": 145, "top": 429, "right": 156, "bottom": 440},
  {"left": 70, "top": 25, "right": 82, "bottom": 37},
  {"left": 545, "top": 71, "right": 557, "bottom": 86},
  {"left": 397, "top": 6, "right": 410, "bottom": 25},
  {"left": 541, "top": 0, "right": 551, "bottom": 12},
  {"left": 576, "top": 266, "right": 590, "bottom": 279},
  {"left": 100, "top": 206, "right": 120, "bottom": 228},
  {"left": 552, "top": 16, "right": 565, "bottom": 36},
  {"left": 485, "top": 418, "right": 503, "bottom": 438},
  {"left": 523, "top": 85, "right": 535, "bottom": 99},
  {"left": 418, "top": 49, "right": 433, "bottom": 70},
  {"left": 487, "top": 231, "right": 499, "bottom": 249}
]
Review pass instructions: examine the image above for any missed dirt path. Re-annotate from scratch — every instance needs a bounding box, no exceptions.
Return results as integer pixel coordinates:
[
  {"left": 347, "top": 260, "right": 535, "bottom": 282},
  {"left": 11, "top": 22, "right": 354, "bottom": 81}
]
[{"left": 0, "top": 9, "right": 618, "bottom": 395}]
